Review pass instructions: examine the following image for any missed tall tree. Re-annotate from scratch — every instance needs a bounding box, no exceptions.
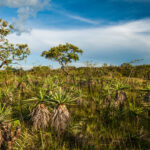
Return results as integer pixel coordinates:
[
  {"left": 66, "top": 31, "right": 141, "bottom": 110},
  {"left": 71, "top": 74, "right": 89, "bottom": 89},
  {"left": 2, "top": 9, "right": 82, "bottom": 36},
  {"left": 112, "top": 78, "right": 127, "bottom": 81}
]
[
  {"left": 0, "top": 19, "right": 30, "bottom": 69},
  {"left": 41, "top": 43, "right": 83, "bottom": 74}
]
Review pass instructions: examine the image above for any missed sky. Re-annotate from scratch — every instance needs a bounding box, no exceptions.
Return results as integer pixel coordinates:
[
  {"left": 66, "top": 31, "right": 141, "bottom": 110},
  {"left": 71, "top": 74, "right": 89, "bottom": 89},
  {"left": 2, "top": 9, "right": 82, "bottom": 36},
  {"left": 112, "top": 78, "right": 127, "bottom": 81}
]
[{"left": 0, "top": 0, "right": 150, "bottom": 69}]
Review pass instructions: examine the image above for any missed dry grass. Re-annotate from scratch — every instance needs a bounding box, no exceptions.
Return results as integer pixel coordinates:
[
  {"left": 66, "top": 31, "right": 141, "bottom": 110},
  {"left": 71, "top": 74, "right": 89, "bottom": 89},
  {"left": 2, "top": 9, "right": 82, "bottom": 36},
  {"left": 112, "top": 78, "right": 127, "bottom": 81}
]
[
  {"left": 31, "top": 104, "right": 51, "bottom": 131},
  {"left": 0, "top": 123, "right": 21, "bottom": 150},
  {"left": 51, "top": 104, "right": 70, "bottom": 134},
  {"left": 115, "top": 90, "right": 127, "bottom": 107}
]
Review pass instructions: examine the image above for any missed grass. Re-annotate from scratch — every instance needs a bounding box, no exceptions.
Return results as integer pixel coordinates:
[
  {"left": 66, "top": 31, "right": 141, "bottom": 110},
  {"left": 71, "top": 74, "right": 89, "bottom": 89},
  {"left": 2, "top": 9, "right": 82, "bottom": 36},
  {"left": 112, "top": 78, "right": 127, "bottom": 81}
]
[{"left": 0, "top": 66, "right": 149, "bottom": 149}]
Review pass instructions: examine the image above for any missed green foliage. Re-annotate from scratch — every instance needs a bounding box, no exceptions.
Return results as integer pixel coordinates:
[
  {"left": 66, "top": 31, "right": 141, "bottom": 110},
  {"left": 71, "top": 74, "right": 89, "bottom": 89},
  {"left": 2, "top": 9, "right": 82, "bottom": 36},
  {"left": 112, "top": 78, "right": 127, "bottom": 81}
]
[
  {"left": 41, "top": 43, "right": 83, "bottom": 67},
  {"left": 13, "top": 120, "right": 21, "bottom": 128},
  {"left": 128, "top": 102, "right": 144, "bottom": 115},
  {"left": 22, "top": 86, "right": 77, "bottom": 109},
  {"left": 0, "top": 103, "right": 11, "bottom": 122},
  {"left": 0, "top": 19, "right": 30, "bottom": 69},
  {"left": 47, "top": 87, "right": 77, "bottom": 105},
  {"left": 0, "top": 66, "right": 148, "bottom": 149}
]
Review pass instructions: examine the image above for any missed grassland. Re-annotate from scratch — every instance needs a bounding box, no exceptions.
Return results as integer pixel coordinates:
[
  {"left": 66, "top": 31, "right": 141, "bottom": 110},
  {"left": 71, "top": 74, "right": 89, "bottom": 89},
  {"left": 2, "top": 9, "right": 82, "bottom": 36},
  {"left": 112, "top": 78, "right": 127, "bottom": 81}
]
[{"left": 0, "top": 65, "right": 149, "bottom": 150}]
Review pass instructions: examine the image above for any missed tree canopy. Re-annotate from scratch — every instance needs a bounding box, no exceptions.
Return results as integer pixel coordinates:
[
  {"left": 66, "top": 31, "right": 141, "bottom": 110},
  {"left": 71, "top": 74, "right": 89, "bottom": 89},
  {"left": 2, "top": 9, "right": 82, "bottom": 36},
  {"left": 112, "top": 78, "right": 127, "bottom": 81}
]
[
  {"left": 0, "top": 19, "right": 30, "bottom": 69},
  {"left": 41, "top": 43, "right": 83, "bottom": 69}
]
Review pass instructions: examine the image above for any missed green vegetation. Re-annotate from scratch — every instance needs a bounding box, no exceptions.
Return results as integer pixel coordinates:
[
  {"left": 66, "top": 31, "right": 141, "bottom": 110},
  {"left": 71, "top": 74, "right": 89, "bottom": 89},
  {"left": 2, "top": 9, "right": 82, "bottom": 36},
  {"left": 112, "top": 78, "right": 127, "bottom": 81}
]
[
  {"left": 41, "top": 43, "right": 83, "bottom": 74},
  {"left": 0, "top": 65, "right": 149, "bottom": 150},
  {"left": 0, "top": 19, "right": 30, "bottom": 69},
  {"left": 0, "top": 19, "right": 149, "bottom": 150}
]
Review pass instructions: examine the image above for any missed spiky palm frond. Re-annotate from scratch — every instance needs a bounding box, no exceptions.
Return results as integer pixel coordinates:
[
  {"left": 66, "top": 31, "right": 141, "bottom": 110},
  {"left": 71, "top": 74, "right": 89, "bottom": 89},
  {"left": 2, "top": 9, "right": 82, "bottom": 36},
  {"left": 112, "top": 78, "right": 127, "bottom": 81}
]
[
  {"left": 0, "top": 87, "right": 14, "bottom": 103},
  {"left": 46, "top": 87, "right": 77, "bottom": 105},
  {"left": 0, "top": 103, "right": 11, "bottom": 123}
]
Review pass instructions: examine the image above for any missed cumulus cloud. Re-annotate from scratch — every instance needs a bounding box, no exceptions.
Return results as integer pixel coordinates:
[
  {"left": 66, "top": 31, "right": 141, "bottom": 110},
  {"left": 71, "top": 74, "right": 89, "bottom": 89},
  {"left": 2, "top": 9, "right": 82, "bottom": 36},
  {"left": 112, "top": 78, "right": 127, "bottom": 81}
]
[
  {"left": 0, "top": 0, "right": 51, "bottom": 34},
  {"left": 7, "top": 18, "right": 150, "bottom": 66}
]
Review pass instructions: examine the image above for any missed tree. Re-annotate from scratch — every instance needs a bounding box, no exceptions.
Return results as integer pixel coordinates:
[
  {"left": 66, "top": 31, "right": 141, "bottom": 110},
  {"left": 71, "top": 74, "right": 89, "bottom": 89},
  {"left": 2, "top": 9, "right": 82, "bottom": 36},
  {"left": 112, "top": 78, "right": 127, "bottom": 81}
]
[
  {"left": 0, "top": 19, "right": 30, "bottom": 69},
  {"left": 41, "top": 43, "right": 83, "bottom": 74},
  {"left": 121, "top": 63, "right": 132, "bottom": 68}
]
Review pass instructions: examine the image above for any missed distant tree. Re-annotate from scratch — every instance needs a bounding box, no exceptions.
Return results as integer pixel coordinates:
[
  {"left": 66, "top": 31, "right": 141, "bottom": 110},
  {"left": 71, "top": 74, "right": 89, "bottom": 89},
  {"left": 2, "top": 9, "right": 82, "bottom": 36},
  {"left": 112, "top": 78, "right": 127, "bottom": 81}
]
[
  {"left": 0, "top": 19, "right": 30, "bottom": 69},
  {"left": 121, "top": 63, "right": 132, "bottom": 68},
  {"left": 41, "top": 43, "right": 83, "bottom": 74},
  {"left": 102, "top": 63, "right": 108, "bottom": 67},
  {"left": 84, "top": 61, "right": 97, "bottom": 68}
]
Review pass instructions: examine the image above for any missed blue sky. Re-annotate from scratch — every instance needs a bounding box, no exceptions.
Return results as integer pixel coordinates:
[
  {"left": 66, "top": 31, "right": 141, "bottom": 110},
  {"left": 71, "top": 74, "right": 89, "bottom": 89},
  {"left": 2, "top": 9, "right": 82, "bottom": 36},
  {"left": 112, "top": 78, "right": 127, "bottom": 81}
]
[{"left": 0, "top": 0, "right": 150, "bottom": 69}]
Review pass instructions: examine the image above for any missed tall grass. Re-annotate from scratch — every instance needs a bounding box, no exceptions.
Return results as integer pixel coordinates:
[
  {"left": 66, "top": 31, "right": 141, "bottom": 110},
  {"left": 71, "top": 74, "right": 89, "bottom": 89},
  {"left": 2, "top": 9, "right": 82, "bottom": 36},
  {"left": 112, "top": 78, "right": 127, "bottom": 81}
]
[{"left": 0, "top": 66, "right": 149, "bottom": 149}]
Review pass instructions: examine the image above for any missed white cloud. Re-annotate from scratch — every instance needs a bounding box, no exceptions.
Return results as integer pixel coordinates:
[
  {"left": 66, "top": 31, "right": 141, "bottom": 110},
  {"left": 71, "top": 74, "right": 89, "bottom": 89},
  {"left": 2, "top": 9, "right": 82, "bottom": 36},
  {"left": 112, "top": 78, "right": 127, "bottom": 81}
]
[
  {"left": 51, "top": 9, "right": 100, "bottom": 25},
  {"left": 15, "top": 65, "right": 34, "bottom": 70},
  {"left": 7, "top": 18, "right": 150, "bottom": 65},
  {"left": 67, "top": 15, "right": 99, "bottom": 25},
  {"left": 0, "top": 0, "right": 98, "bottom": 33},
  {"left": 0, "top": 0, "right": 42, "bottom": 8},
  {"left": 64, "top": 14, "right": 99, "bottom": 25},
  {"left": 0, "top": 0, "right": 51, "bottom": 34}
]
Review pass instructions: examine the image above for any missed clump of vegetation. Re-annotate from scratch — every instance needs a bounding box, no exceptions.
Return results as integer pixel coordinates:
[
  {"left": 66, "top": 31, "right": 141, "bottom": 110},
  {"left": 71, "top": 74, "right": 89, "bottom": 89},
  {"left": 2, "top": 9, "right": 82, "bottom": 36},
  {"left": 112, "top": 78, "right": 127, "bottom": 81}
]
[{"left": 0, "top": 123, "right": 21, "bottom": 150}]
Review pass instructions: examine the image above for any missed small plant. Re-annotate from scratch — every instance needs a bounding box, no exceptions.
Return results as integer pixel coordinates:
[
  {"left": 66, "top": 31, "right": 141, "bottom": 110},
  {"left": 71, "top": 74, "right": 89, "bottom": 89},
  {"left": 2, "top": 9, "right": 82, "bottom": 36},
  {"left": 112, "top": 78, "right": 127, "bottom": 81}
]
[
  {"left": 0, "top": 122, "right": 21, "bottom": 150},
  {"left": 0, "top": 103, "right": 21, "bottom": 149},
  {"left": 23, "top": 89, "right": 51, "bottom": 131},
  {"left": 113, "top": 90, "right": 127, "bottom": 109},
  {"left": 141, "top": 83, "right": 150, "bottom": 91},
  {"left": 0, "top": 103, "right": 11, "bottom": 123},
  {"left": 75, "top": 88, "right": 85, "bottom": 106},
  {"left": 113, "top": 80, "right": 129, "bottom": 91}
]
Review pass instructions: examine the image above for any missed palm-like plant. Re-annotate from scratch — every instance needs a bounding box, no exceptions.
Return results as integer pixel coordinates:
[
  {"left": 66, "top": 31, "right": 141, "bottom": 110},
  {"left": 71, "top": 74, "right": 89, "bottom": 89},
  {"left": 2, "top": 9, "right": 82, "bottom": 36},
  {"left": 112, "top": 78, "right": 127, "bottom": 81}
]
[
  {"left": 103, "top": 83, "right": 113, "bottom": 105},
  {"left": 113, "top": 80, "right": 129, "bottom": 91},
  {"left": 115, "top": 90, "right": 127, "bottom": 108},
  {"left": 0, "top": 103, "right": 21, "bottom": 149},
  {"left": 111, "top": 80, "right": 128, "bottom": 108},
  {"left": 75, "top": 88, "right": 85, "bottom": 106},
  {"left": 23, "top": 87, "right": 77, "bottom": 133},
  {"left": 51, "top": 104, "right": 70, "bottom": 134},
  {"left": 0, "top": 103, "right": 9, "bottom": 148},
  {"left": 23, "top": 89, "right": 51, "bottom": 131},
  {"left": 48, "top": 88, "right": 77, "bottom": 134}
]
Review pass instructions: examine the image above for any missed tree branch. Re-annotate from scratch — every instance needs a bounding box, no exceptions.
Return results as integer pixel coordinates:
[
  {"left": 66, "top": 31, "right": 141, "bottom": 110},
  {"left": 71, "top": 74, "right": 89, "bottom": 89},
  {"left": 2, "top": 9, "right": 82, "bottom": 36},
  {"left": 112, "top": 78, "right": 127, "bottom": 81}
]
[{"left": 0, "top": 61, "right": 6, "bottom": 68}]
